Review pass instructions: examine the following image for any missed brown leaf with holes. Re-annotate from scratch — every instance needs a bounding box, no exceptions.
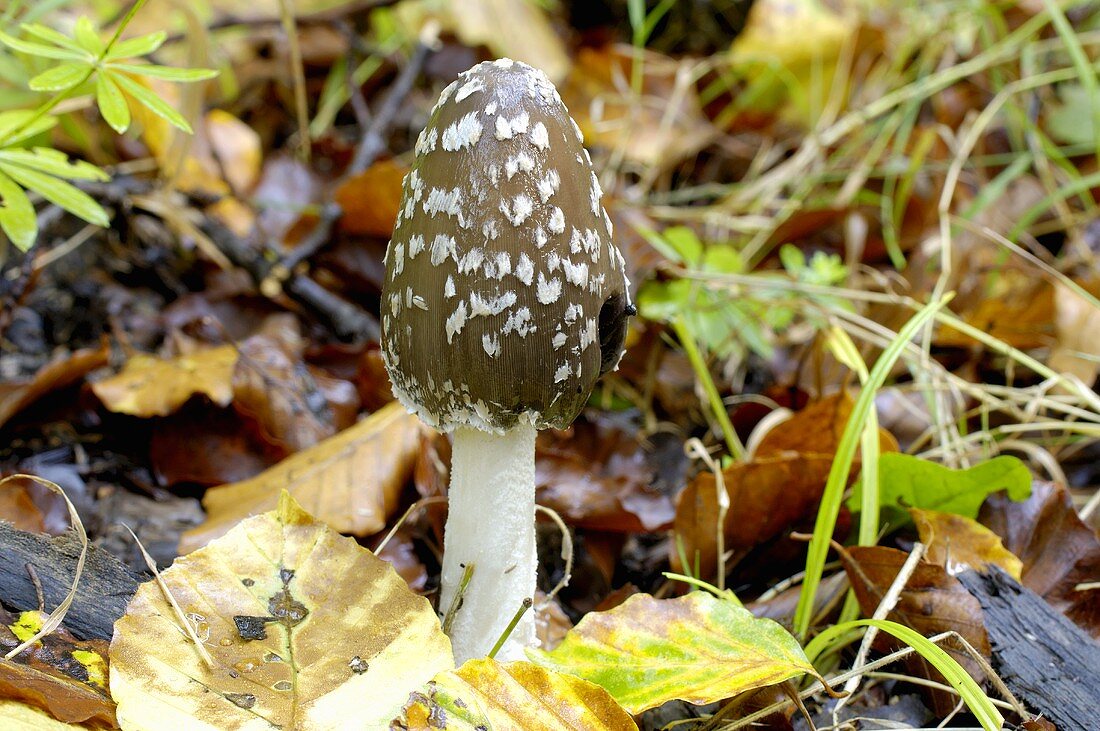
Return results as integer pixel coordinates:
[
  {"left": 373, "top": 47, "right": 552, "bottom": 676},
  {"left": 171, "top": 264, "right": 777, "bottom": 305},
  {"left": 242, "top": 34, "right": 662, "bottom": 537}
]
[
  {"left": 0, "top": 346, "right": 108, "bottom": 429},
  {"left": 911, "top": 508, "right": 1022, "bottom": 580},
  {"left": 179, "top": 401, "right": 422, "bottom": 552},
  {"left": 535, "top": 418, "right": 674, "bottom": 533},
  {"left": 673, "top": 453, "right": 835, "bottom": 580},
  {"left": 979, "top": 480, "right": 1100, "bottom": 636},
  {"left": 0, "top": 608, "right": 116, "bottom": 728},
  {"left": 334, "top": 160, "right": 407, "bottom": 237},
  {"left": 232, "top": 316, "right": 359, "bottom": 453},
  {"left": 841, "top": 545, "right": 990, "bottom": 715},
  {"left": 754, "top": 391, "right": 899, "bottom": 458},
  {"left": 92, "top": 346, "right": 237, "bottom": 418}
]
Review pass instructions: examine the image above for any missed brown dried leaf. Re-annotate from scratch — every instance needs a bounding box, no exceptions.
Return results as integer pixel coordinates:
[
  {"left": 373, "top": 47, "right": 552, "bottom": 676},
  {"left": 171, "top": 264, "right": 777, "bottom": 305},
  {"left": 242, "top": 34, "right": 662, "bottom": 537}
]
[
  {"left": 841, "top": 545, "right": 990, "bottom": 715},
  {"left": 180, "top": 401, "right": 422, "bottom": 553},
  {"left": 334, "top": 160, "right": 406, "bottom": 237},
  {"left": 979, "top": 480, "right": 1100, "bottom": 636},
  {"left": 911, "top": 508, "right": 1022, "bottom": 580},
  {"left": 151, "top": 407, "right": 275, "bottom": 488},
  {"left": 535, "top": 419, "right": 673, "bottom": 533},
  {"left": 0, "top": 346, "right": 108, "bottom": 429},
  {"left": 754, "top": 392, "right": 899, "bottom": 458},
  {"left": 92, "top": 345, "right": 237, "bottom": 418},
  {"left": 1049, "top": 279, "right": 1100, "bottom": 387},
  {"left": 673, "top": 453, "right": 835, "bottom": 579},
  {"left": 0, "top": 479, "right": 45, "bottom": 532}
]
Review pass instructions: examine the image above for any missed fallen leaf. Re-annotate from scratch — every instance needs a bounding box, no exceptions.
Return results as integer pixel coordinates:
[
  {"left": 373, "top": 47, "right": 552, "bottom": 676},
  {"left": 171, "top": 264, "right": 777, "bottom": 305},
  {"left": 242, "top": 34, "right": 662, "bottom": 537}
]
[
  {"left": 935, "top": 278, "right": 1055, "bottom": 350},
  {"left": 91, "top": 345, "right": 238, "bottom": 418},
  {"left": 979, "top": 480, "right": 1100, "bottom": 636},
  {"left": 673, "top": 452, "right": 835, "bottom": 579},
  {"left": 0, "top": 480, "right": 45, "bottom": 533},
  {"left": 911, "top": 508, "right": 1022, "bottom": 580},
  {"left": 0, "top": 346, "right": 108, "bottom": 429},
  {"left": 376, "top": 531, "right": 428, "bottom": 593},
  {"left": 111, "top": 492, "right": 453, "bottom": 731},
  {"left": 536, "top": 418, "right": 674, "bottom": 532},
  {"left": 559, "top": 46, "right": 714, "bottom": 167},
  {"left": 0, "top": 699, "right": 97, "bottom": 729},
  {"left": 531, "top": 592, "right": 817, "bottom": 715},
  {"left": 397, "top": 659, "right": 637, "bottom": 730},
  {"left": 334, "top": 160, "right": 406, "bottom": 237},
  {"left": 841, "top": 545, "right": 989, "bottom": 715},
  {"left": 180, "top": 401, "right": 422, "bottom": 552},
  {"left": 150, "top": 406, "right": 275, "bottom": 488},
  {"left": 1048, "top": 278, "right": 1100, "bottom": 387},
  {"left": 754, "top": 391, "right": 898, "bottom": 458},
  {"left": 0, "top": 608, "right": 116, "bottom": 728},
  {"left": 205, "top": 109, "right": 262, "bottom": 194},
  {"left": 853, "top": 454, "right": 1032, "bottom": 529}
]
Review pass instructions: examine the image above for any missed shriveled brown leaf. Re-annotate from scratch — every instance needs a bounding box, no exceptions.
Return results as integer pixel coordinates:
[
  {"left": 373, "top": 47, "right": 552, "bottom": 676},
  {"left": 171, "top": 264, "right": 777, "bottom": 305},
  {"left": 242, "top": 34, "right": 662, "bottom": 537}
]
[
  {"left": 0, "top": 608, "right": 115, "bottom": 728},
  {"left": 842, "top": 545, "right": 990, "bottom": 715},
  {"left": 334, "top": 160, "right": 406, "bottom": 237},
  {"left": 979, "top": 480, "right": 1100, "bottom": 636},
  {"left": 0, "top": 346, "right": 108, "bottom": 429},
  {"left": 180, "top": 401, "right": 422, "bottom": 552},
  {"left": 754, "top": 391, "right": 899, "bottom": 458},
  {"left": 673, "top": 452, "right": 835, "bottom": 579},
  {"left": 92, "top": 345, "right": 237, "bottom": 418},
  {"left": 911, "top": 508, "right": 1022, "bottom": 580},
  {"left": 536, "top": 418, "right": 674, "bottom": 533}
]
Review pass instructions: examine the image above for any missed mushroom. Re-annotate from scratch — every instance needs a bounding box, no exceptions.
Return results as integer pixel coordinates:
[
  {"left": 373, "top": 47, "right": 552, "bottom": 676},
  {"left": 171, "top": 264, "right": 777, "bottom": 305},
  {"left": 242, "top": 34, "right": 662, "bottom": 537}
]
[{"left": 380, "top": 58, "right": 633, "bottom": 663}]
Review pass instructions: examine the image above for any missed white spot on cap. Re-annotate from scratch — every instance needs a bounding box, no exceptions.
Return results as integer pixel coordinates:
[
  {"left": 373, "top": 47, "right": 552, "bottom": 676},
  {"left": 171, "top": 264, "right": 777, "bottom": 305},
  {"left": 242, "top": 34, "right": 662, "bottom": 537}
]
[
  {"left": 529, "top": 122, "right": 549, "bottom": 150},
  {"left": 413, "top": 295, "right": 428, "bottom": 310},
  {"left": 570, "top": 117, "right": 583, "bottom": 142},
  {"left": 445, "top": 275, "right": 456, "bottom": 298},
  {"left": 415, "top": 127, "right": 437, "bottom": 155},
  {"left": 501, "top": 194, "right": 534, "bottom": 226},
  {"left": 424, "top": 187, "right": 463, "bottom": 218},
  {"left": 408, "top": 234, "right": 425, "bottom": 258},
  {"left": 552, "top": 331, "right": 567, "bottom": 349},
  {"left": 470, "top": 291, "right": 517, "bottom": 316},
  {"left": 505, "top": 152, "right": 535, "bottom": 179},
  {"left": 537, "top": 272, "right": 562, "bottom": 304},
  {"left": 590, "top": 172, "right": 603, "bottom": 214},
  {"left": 514, "top": 252, "right": 534, "bottom": 285},
  {"left": 554, "top": 362, "right": 571, "bottom": 383},
  {"left": 564, "top": 303, "right": 582, "bottom": 324},
  {"left": 430, "top": 234, "right": 457, "bottom": 265},
  {"left": 562, "top": 258, "right": 588, "bottom": 287},
  {"left": 389, "top": 292, "right": 402, "bottom": 316},
  {"left": 603, "top": 210, "right": 614, "bottom": 237},
  {"left": 455, "top": 77, "right": 484, "bottom": 102},
  {"left": 580, "top": 317, "right": 597, "bottom": 348},
  {"left": 482, "top": 219, "right": 499, "bottom": 241},
  {"left": 535, "top": 226, "right": 548, "bottom": 249},
  {"left": 495, "top": 112, "right": 529, "bottom": 140},
  {"left": 537, "top": 169, "right": 560, "bottom": 202},
  {"left": 393, "top": 242, "right": 405, "bottom": 274},
  {"left": 548, "top": 207, "right": 565, "bottom": 234},
  {"left": 442, "top": 111, "right": 483, "bottom": 151},
  {"left": 546, "top": 252, "right": 560, "bottom": 272},
  {"left": 458, "top": 248, "right": 484, "bottom": 274},
  {"left": 494, "top": 58, "right": 515, "bottom": 69},
  {"left": 483, "top": 333, "right": 501, "bottom": 357},
  {"left": 503, "top": 307, "right": 535, "bottom": 337},
  {"left": 445, "top": 301, "right": 468, "bottom": 344}
]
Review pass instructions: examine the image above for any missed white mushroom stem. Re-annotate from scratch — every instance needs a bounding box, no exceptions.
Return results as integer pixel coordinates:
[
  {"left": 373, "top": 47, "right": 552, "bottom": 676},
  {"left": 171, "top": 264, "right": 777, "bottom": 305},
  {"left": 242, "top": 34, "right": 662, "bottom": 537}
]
[{"left": 439, "top": 422, "right": 538, "bottom": 663}]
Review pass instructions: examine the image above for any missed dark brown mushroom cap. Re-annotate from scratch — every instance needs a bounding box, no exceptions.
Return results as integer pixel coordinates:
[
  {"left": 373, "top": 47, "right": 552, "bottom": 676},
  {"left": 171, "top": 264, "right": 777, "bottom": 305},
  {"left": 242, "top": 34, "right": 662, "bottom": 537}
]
[{"left": 381, "top": 58, "right": 632, "bottom": 433}]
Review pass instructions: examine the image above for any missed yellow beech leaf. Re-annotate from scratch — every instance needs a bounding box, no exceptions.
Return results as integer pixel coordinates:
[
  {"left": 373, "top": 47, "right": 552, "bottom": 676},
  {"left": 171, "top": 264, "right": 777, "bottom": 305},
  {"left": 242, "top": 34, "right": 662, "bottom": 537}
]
[
  {"left": 397, "top": 659, "right": 637, "bottom": 730},
  {"left": 91, "top": 345, "right": 238, "bottom": 417},
  {"left": 110, "top": 492, "right": 453, "bottom": 731},
  {"left": 531, "top": 592, "right": 817, "bottom": 714},
  {"left": 911, "top": 508, "right": 1023, "bottom": 580},
  {"left": 179, "top": 401, "right": 421, "bottom": 552}
]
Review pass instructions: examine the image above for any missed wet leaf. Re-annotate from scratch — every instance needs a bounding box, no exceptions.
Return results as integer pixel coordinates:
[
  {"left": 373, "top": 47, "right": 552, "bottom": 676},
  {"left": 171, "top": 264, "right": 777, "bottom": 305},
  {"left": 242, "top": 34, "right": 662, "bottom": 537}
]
[
  {"left": 396, "top": 659, "right": 637, "bottom": 730},
  {"left": 0, "top": 346, "right": 108, "bottom": 429},
  {"left": 911, "top": 508, "right": 1022, "bottom": 580},
  {"left": 673, "top": 452, "right": 835, "bottom": 579},
  {"left": 531, "top": 592, "right": 816, "bottom": 714},
  {"left": 334, "top": 160, "right": 406, "bottom": 237},
  {"left": 854, "top": 454, "right": 1032, "bottom": 529},
  {"left": 91, "top": 345, "right": 238, "bottom": 418},
  {"left": 754, "top": 392, "right": 898, "bottom": 458},
  {"left": 980, "top": 481, "right": 1100, "bottom": 636},
  {"left": 111, "top": 492, "right": 453, "bottom": 730},
  {"left": 0, "top": 608, "right": 116, "bottom": 727},
  {"left": 179, "top": 401, "right": 422, "bottom": 552}
]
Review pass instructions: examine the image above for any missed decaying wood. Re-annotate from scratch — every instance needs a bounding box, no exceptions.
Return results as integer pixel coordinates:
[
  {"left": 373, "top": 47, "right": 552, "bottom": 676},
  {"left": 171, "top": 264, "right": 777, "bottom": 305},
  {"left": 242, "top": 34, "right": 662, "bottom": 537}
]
[
  {"left": 958, "top": 566, "right": 1100, "bottom": 731},
  {"left": 0, "top": 523, "right": 141, "bottom": 641}
]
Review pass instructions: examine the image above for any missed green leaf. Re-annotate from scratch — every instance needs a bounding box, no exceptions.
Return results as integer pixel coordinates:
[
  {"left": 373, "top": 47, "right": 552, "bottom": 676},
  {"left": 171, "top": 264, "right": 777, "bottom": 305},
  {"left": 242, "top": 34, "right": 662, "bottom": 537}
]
[
  {"left": 95, "top": 73, "right": 130, "bottom": 133},
  {"left": 28, "top": 61, "right": 90, "bottom": 92},
  {"left": 0, "top": 162, "right": 108, "bottom": 226},
  {"left": 529, "top": 592, "right": 817, "bottom": 714},
  {"left": 805, "top": 619, "right": 1003, "bottom": 731},
  {"left": 107, "top": 62, "right": 217, "bottom": 82},
  {"left": 0, "top": 147, "right": 109, "bottom": 181},
  {"left": 0, "top": 169, "right": 37, "bottom": 250},
  {"left": 72, "top": 17, "right": 104, "bottom": 56},
  {"left": 662, "top": 225, "right": 703, "bottom": 267},
  {"left": 636, "top": 278, "right": 692, "bottom": 322},
  {"left": 108, "top": 70, "right": 192, "bottom": 133},
  {"left": 0, "top": 110, "right": 57, "bottom": 146},
  {"left": 0, "top": 29, "right": 85, "bottom": 61},
  {"left": 106, "top": 31, "right": 167, "bottom": 60},
  {"left": 21, "top": 23, "right": 88, "bottom": 55},
  {"left": 849, "top": 454, "right": 1032, "bottom": 529}
]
